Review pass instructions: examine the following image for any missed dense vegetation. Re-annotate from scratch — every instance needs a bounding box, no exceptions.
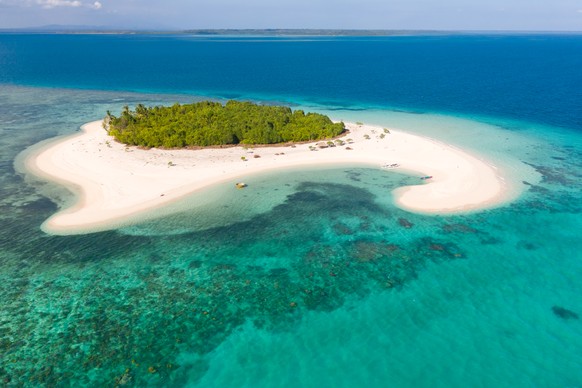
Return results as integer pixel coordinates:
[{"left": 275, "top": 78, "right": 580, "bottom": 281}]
[{"left": 105, "top": 100, "right": 346, "bottom": 148}]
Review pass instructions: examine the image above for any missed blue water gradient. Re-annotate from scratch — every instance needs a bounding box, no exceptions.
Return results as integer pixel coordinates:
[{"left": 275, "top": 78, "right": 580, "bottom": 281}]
[
  {"left": 0, "top": 34, "right": 581, "bottom": 386},
  {"left": 0, "top": 34, "right": 581, "bottom": 130}
]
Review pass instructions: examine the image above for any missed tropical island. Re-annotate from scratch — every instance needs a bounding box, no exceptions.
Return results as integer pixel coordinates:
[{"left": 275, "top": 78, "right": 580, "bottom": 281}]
[
  {"left": 106, "top": 100, "right": 346, "bottom": 148},
  {"left": 20, "top": 104, "right": 513, "bottom": 235}
]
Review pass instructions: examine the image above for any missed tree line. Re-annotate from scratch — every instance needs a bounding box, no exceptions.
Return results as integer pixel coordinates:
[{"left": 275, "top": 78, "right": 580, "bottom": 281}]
[{"left": 105, "top": 100, "right": 346, "bottom": 148}]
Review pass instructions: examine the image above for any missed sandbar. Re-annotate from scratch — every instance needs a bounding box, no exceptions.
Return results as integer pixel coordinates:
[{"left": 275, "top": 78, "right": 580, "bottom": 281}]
[{"left": 21, "top": 120, "right": 513, "bottom": 235}]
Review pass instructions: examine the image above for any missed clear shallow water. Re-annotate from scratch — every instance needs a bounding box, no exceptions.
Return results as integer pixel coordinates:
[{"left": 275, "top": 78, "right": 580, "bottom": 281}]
[{"left": 0, "top": 34, "right": 581, "bottom": 387}]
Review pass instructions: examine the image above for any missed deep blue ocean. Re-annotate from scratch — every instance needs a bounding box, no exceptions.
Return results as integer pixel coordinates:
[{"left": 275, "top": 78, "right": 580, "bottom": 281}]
[{"left": 0, "top": 34, "right": 581, "bottom": 386}]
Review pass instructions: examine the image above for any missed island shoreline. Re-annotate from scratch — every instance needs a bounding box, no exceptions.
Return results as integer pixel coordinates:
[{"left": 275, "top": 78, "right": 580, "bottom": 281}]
[{"left": 18, "top": 119, "right": 520, "bottom": 235}]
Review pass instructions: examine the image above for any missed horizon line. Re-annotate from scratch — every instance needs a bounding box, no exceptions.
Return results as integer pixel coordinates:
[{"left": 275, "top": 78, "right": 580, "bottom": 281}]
[{"left": 1, "top": 27, "right": 582, "bottom": 35}]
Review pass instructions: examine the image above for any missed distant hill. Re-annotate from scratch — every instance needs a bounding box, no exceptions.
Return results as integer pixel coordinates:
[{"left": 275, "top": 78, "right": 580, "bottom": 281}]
[{"left": 180, "top": 29, "right": 453, "bottom": 36}]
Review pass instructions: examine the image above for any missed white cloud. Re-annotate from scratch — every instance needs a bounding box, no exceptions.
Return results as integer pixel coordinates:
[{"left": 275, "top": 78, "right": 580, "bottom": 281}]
[
  {"left": 37, "top": 0, "right": 81, "bottom": 8},
  {"left": 36, "top": 0, "right": 102, "bottom": 9}
]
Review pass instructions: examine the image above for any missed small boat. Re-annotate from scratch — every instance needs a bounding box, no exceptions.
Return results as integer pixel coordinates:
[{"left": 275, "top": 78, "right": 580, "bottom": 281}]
[
  {"left": 235, "top": 182, "right": 247, "bottom": 189},
  {"left": 381, "top": 163, "right": 400, "bottom": 169},
  {"left": 420, "top": 176, "right": 433, "bottom": 180}
]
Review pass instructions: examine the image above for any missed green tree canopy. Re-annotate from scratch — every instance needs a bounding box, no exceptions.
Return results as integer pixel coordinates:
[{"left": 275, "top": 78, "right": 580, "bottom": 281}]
[{"left": 105, "top": 100, "right": 346, "bottom": 148}]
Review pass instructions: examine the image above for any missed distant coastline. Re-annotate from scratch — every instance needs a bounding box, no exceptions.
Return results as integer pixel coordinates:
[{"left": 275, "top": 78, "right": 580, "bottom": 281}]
[{"left": 2, "top": 28, "right": 581, "bottom": 36}]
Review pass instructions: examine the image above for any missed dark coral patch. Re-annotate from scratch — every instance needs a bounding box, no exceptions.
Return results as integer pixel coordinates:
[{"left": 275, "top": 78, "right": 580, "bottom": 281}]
[
  {"left": 333, "top": 223, "right": 354, "bottom": 235},
  {"left": 416, "top": 238, "right": 466, "bottom": 259},
  {"left": 524, "top": 162, "right": 576, "bottom": 186},
  {"left": 552, "top": 306, "right": 579, "bottom": 320},
  {"left": 516, "top": 241, "right": 538, "bottom": 250},
  {"left": 442, "top": 223, "right": 477, "bottom": 234},
  {"left": 398, "top": 218, "right": 414, "bottom": 229}
]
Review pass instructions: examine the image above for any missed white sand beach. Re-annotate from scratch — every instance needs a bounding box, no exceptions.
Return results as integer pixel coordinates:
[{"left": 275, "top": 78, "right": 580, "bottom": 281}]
[{"left": 23, "top": 120, "right": 512, "bottom": 234}]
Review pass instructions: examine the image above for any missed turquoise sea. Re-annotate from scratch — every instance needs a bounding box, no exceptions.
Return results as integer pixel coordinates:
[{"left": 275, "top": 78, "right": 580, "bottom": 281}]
[{"left": 0, "top": 35, "right": 581, "bottom": 386}]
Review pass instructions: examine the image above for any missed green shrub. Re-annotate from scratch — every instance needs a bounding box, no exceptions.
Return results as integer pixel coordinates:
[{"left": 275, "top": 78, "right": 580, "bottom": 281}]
[{"left": 106, "top": 101, "right": 346, "bottom": 148}]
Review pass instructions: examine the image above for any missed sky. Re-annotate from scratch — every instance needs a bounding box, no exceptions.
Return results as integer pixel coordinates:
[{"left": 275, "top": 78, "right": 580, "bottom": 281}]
[{"left": 0, "top": 0, "right": 581, "bottom": 31}]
